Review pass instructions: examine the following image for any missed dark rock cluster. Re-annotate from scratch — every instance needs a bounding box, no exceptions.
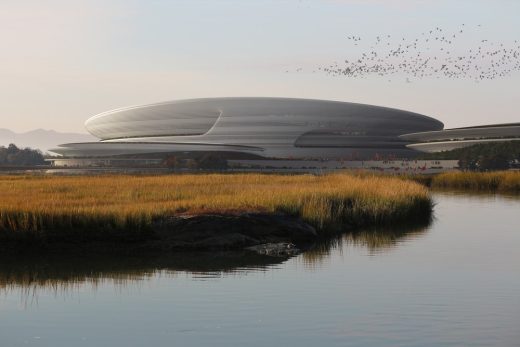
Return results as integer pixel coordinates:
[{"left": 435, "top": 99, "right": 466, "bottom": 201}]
[{"left": 151, "top": 213, "right": 317, "bottom": 251}]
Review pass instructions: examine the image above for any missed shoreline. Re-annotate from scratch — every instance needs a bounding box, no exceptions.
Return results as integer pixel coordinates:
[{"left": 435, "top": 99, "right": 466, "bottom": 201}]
[
  {"left": 398, "top": 170, "right": 520, "bottom": 193},
  {"left": 0, "top": 173, "right": 434, "bottom": 254},
  {"left": 0, "top": 210, "right": 432, "bottom": 255},
  {"left": 0, "top": 213, "right": 316, "bottom": 256}
]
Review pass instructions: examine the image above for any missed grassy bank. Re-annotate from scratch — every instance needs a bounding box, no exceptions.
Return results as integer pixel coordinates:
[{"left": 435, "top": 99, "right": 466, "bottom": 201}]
[
  {"left": 0, "top": 174, "right": 431, "bottom": 242},
  {"left": 429, "top": 171, "right": 520, "bottom": 192}
]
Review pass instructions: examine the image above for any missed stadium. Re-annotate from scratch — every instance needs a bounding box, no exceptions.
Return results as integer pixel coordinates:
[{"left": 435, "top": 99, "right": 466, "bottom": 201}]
[
  {"left": 49, "top": 97, "right": 519, "bottom": 171},
  {"left": 51, "top": 97, "right": 444, "bottom": 160}
]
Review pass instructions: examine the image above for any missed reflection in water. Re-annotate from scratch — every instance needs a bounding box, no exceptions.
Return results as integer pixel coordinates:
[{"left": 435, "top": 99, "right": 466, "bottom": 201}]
[
  {"left": 0, "top": 221, "right": 430, "bottom": 302},
  {"left": 301, "top": 220, "right": 431, "bottom": 269},
  {"left": 0, "top": 252, "right": 288, "bottom": 303},
  {"left": 1, "top": 193, "right": 518, "bottom": 347}
]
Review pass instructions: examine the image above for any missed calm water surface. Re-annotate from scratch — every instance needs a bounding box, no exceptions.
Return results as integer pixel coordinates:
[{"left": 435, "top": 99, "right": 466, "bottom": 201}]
[{"left": 1, "top": 193, "right": 519, "bottom": 347}]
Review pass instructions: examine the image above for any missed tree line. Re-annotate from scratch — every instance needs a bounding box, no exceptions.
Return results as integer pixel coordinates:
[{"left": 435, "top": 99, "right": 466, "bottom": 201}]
[
  {"left": 420, "top": 141, "right": 520, "bottom": 171},
  {"left": 0, "top": 144, "right": 46, "bottom": 166}
]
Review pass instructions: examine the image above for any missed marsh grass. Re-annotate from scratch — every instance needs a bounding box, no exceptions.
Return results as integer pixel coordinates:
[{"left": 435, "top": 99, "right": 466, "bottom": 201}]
[
  {"left": 0, "top": 173, "right": 432, "bottom": 240},
  {"left": 430, "top": 171, "right": 520, "bottom": 192}
]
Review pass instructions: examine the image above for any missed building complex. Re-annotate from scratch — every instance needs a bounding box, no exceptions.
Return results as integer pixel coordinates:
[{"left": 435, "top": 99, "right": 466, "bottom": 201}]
[{"left": 49, "top": 97, "right": 519, "bottom": 171}]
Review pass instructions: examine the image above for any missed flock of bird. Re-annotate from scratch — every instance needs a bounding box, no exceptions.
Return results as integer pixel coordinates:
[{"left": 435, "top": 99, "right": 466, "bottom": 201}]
[{"left": 291, "top": 25, "right": 520, "bottom": 82}]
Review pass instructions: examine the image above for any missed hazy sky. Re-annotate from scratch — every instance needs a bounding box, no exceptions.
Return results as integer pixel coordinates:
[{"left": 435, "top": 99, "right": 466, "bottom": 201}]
[{"left": 1, "top": 0, "right": 519, "bottom": 133}]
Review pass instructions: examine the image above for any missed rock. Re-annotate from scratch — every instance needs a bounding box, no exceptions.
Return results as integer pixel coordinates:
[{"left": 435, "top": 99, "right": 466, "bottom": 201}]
[
  {"left": 245, "top": 243, "right": 300, "bottom": 257},
  {"left": 151, "top": 213, "right": 317, "bottom": 250},
  {"left": 0, "top": 212, "right": 319, "bottom": 254}
]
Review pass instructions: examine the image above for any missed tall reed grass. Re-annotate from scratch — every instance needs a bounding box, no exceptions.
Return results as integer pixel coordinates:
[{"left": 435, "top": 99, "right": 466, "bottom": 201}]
[
  {"left": 430, "top": 171, "right": 520, "bottom": 192},
  {"left": 0, "top": 174, "right": 432, "bottom": 239}
]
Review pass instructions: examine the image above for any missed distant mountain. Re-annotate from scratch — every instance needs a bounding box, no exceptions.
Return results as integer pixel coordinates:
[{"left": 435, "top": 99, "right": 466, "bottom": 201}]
[{"left": 0, "top": 129, "right": 97, "bottom": 154}]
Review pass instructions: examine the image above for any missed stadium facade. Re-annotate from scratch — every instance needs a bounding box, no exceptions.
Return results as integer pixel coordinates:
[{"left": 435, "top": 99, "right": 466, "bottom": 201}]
[
  {"left": 51, "top": 97, "right": 444, "bottom": 160},
  {"left": 50, "top": 97, "right": 519, "bottom": 167}
]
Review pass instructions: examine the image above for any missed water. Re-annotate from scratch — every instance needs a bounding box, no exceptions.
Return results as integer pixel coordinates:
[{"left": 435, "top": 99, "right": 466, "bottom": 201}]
[{"left": 1, "top": 193, "right": 519, "bottom": 347}]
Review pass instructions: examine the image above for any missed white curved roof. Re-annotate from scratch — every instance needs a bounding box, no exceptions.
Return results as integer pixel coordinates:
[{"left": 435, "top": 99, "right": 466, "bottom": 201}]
[
  {"left": 400, "top": 124, "right": 520, "bottom": 142},
  {"left": 85, "top": 97, "right": 443, "bottom": 141},
  {"left": 52, "top": 97, "right": 444, "bottom": 159},
  {"left": 407, "top": 138, "right": 520, "bottom": 153}
]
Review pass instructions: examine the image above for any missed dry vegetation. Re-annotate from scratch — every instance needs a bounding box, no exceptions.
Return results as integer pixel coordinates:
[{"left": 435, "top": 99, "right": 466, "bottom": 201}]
[
  {"left": 0, "top": 173, "right": 431, "bottom": 238},
  {"left": 430, "top": 170, "right": 520, "bottom": 192}
]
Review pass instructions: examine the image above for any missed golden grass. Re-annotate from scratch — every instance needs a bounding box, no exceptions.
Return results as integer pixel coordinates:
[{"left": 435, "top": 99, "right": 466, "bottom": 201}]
[
  {"left": 430, "top": 170, "right": 520, "bottom": 192},
  {"left": 0, "top": 173, "right": 431, "bottom": 237}
]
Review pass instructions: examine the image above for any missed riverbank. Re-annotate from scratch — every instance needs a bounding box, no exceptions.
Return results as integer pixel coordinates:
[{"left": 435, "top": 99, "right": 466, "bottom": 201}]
[
  {"left": 430, "top": 170, "right": 520, "bottom": 192},
  {"left": 403, "top": 170, "right": 520, "bottom": 192},
  {"left": 0, "top": 173, "right": 432, "bottom": 253}
]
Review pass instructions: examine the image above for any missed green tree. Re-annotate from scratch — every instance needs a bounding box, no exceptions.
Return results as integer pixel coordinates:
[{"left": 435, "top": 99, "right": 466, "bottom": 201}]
[
  {"left": 0, "top": 144, "right": 45, "bottom": 166},
  {"left": 419, "top": 141, "right": 520, "bottom": 171}
]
